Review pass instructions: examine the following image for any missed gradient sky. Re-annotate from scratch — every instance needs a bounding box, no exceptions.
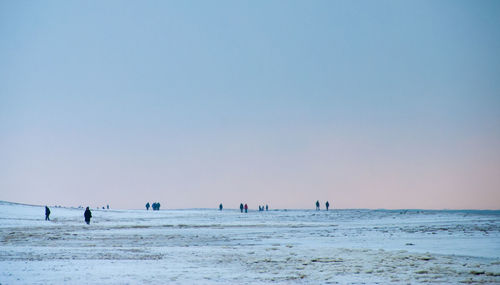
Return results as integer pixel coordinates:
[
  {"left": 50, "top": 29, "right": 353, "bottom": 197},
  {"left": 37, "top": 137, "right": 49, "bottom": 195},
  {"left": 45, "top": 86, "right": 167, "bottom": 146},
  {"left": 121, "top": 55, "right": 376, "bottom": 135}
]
[{"left": 1, "top": 0, "right": 499, "bottom": 209}]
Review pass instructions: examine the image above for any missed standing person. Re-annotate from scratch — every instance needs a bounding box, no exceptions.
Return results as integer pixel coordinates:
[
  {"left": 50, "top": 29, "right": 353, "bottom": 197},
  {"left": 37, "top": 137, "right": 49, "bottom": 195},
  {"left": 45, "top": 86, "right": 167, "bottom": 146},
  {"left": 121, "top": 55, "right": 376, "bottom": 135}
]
[
  {"left": 146, "top": 202, "right": 150, "bottom": 210},
  {"left": 265, "top": 204, "right": 268, "bottom": 211},
  {"left": 84, "top": 207, "right": 92, "bottom": 225},
  {"left": 244, "top": 204, "right": 248, "bottom": 213},
  {"left": 45, "top": 206, "right": 51, "bottom": 221},
  {"left": 316, "top": 200, "right": 320, "bottom": 210},
  {"left": 219, "top": 203, "right": 223, "bottom": 211},
  {"left": 326, "top": 201, "right": 330, "bottom": 211},
  {"left": 240, "top": 203, "right": 244, "bottom": 213}
]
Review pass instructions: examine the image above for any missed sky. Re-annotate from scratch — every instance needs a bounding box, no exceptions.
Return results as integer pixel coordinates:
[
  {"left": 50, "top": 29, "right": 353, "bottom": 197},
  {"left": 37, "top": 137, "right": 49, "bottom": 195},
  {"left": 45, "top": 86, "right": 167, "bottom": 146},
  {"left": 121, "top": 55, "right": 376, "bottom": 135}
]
[{"left": 1, "top": 0, "right": 499, "bottom": 210}]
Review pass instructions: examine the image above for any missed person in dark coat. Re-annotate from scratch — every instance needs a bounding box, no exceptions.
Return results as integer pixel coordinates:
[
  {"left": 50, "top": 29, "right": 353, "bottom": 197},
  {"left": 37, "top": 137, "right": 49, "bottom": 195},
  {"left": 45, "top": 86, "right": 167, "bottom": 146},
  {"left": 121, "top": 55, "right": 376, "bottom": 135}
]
[
  {"left": 45, "top": 206, "right": 51, "bottom": 221},
  {"left": 265, "top": 204, "right": 268, "bottom": 211},
  {"left": 219, "top": 203, "right": 223, "bottom": 211},
  {"left": 316, "top": 200, "right": 320, "bottom": 210},
  {"left": 84, "top": 207, "right": 92, "bottom": 224},
  {"left": 240, "top": 203, "right": 244, "bottom": 213},
  {"left": 146, "top": 202, "right": 150, "bottom": 210},
  {"left": 325, "top": 201, "right": 330, "bottom": 211}
]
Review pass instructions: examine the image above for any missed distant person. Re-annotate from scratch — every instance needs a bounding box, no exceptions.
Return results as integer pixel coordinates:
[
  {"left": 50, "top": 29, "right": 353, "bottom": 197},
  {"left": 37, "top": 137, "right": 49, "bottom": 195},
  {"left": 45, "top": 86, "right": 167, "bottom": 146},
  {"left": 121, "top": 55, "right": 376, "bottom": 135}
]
[
  {"left": 265, "top": 204, "right": 268, "bottom": 211},
  {"left": 152, "top": 202, "right": 160, "bottom": 211},
  {"left": 84, "top": 207, "right": 92, "bottom": 225},
  {"left": 107, "top": 205, "right": 109, "bottom": 210},
  {"left": 316, "top": 200, "right": 320, "bottom": 210},
  {"left": 244, "top": 204, "right": 248, "bottom": 213},
  {"left": 146, "top": 202, "right": 150, "bottom": 210},
  {"left": 240, "top": 203, "right": 244, "bottom": 213},
  {"left": 219, "top": 203, "right": 223, "bottom": 211},
  {"left": 45, "top": 206, "right": 51, "bottom": 221},
  {"left": 258, "top": 206, "right": 262, "bottom": 211},
  {"left": 325, "top": 201, "right": 330, "bottom": 211}
]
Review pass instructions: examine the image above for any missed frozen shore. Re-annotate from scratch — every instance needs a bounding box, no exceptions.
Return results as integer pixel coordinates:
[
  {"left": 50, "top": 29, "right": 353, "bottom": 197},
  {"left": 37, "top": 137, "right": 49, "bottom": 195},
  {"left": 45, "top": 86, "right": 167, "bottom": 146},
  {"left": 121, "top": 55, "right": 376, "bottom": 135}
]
[{"left": 1, "top": 201, "right": 499, "bottom": 284}]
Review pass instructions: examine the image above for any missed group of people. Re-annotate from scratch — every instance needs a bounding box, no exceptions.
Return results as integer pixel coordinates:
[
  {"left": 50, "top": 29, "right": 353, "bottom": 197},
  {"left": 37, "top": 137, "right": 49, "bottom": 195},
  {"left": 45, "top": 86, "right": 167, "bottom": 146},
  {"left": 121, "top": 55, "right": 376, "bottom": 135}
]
[
  {"left": 44, "top": 200, "right": 332, "bottom": 224},
  {"left": 145, "top": 202, "right": 161, "bottom": 211},
  {"left": 315, "top": 200, "right": 331, "bottom": 211},
  {"left": 217, "top": 203, "right": 269, "bottom": 212},
  {"left": 239, "top": 203, "right": 248, "bottom": 213},
  {"left": 45, "top": 206, "right": 93, "bottom": 224}
]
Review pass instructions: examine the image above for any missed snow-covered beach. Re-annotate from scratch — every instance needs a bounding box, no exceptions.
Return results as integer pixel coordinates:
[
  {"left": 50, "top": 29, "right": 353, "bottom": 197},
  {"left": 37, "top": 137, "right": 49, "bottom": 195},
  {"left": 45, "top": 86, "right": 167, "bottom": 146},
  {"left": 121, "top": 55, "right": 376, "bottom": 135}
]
[{"left": 1, "top": 201, "right": 499, "bottom": 284}]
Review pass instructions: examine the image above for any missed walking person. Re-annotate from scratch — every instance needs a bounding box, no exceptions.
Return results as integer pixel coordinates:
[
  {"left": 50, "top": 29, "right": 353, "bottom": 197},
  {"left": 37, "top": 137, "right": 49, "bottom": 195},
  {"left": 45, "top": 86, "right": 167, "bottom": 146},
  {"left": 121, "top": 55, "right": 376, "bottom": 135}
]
[
  {"left": 146, "top": 202, "right": 150, "bottom": 210},
  {"left": 326, "top": 201, "right": 330, "bottom": 211},
  {"left": 45, "top": 206, "right": 51, "bottom": 221},
  {"left": 316, "top": 200, "right": 320, "bottom": 210},
  {"left": 219, "top": 203, "right": 223, "bottom": 211},
  {"left": 240, "top": 203, "right": 244, "bottom": 213},
  {"left": 244, "top": 204, "right": 248, "bottom": 213},
  {"left": 84, "top": 207, "right": 92, "bottom": 225}
]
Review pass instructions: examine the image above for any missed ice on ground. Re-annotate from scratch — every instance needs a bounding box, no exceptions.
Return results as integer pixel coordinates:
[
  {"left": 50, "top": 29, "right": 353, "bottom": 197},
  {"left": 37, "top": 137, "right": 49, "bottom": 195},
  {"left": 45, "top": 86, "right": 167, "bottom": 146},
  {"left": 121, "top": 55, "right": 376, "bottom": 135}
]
[{"left": 1, "top": 201, "right": 499, "bottom": 284}]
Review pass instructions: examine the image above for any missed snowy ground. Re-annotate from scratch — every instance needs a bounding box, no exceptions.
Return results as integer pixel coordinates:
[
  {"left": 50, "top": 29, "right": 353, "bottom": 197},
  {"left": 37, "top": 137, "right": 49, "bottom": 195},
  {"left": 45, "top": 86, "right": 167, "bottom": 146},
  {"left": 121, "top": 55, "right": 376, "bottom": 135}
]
[{"left": 1, "top": 201, "right": 499, "bottom": 284}]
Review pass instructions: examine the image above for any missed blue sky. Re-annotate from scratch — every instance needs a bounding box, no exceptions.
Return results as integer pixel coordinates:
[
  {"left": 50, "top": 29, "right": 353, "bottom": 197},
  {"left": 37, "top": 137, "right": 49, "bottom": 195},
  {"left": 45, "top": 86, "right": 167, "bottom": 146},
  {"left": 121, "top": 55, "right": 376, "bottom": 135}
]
[{"left": 1, "top": 0, "right": 499, "bottom": 209}]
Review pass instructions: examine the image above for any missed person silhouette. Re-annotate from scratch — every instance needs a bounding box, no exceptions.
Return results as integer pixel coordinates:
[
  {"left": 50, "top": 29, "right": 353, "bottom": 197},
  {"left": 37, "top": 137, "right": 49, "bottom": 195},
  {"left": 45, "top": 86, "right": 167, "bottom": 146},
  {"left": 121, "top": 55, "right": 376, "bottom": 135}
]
[
  {"left": 84, "top": 207, "right": 92, "bottom": 224},
  {"left": 325, "top": 201, "right": 330, "bottom": 211},
  {"left": 265, "top": 204, "right": 268, "bottom": 211},
  {"left": 219, "top": 203, "right": 223, "bottom": 211},
  {"left": 146, "top": 202, "right": 150, "bottom": 210},
  {"left": 240, "top": 203, "right": 244, "bottom": 213},
  {"left": 45, "top": 206, "right": 51, "bottom": 221},
  {"left": 244, "top": 204, "right": 248, "bottom": 213},
  {"left": 315, "top": 200, "right": 320, "bottom": 210}
]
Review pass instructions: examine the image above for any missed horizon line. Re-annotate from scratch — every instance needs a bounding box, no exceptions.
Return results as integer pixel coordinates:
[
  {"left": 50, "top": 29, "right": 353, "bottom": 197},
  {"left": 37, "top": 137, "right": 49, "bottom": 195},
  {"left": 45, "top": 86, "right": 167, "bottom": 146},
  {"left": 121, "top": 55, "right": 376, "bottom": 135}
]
[{"left": 1, "top": 200, "right": 499, "bottom": 212}]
